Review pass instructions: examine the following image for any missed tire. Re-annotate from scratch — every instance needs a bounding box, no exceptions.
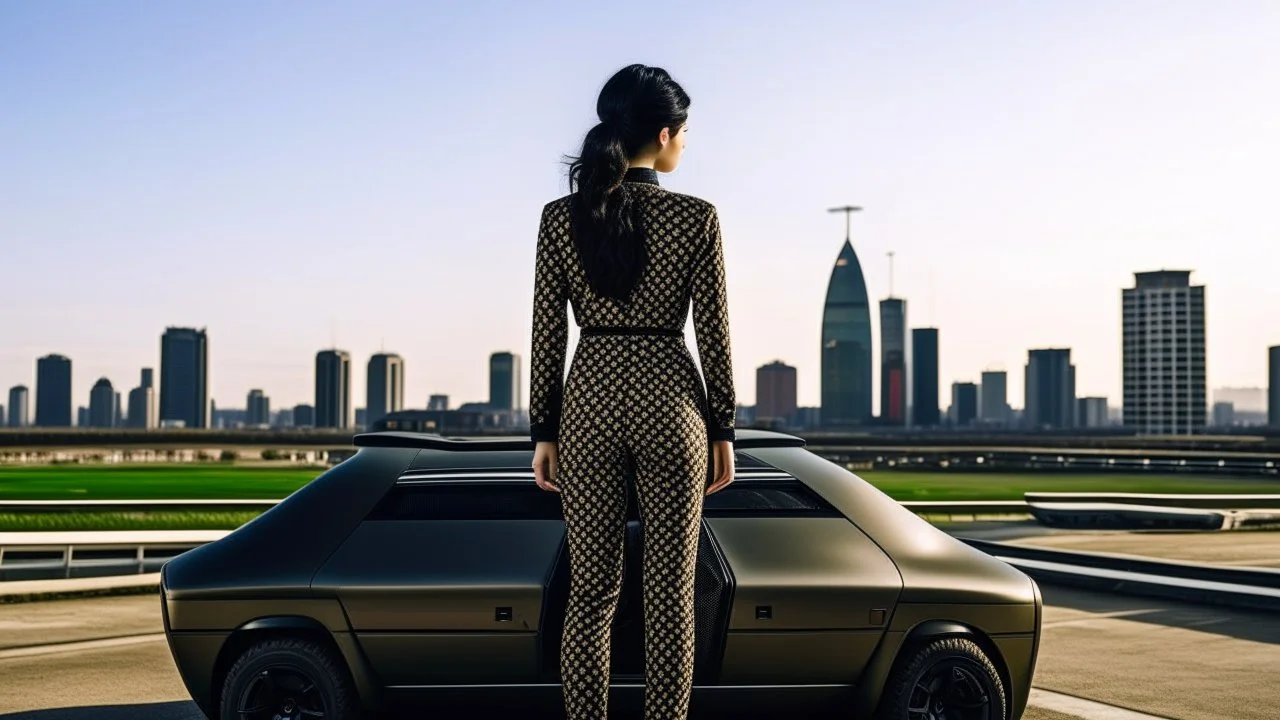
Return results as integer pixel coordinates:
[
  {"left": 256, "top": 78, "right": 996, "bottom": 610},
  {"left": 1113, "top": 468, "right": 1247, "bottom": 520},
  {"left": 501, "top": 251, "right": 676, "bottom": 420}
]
[
  {"left": 219, "top": 636, "right": 361, "bottom": 720},
  {"left": 878, "top": 637, "right": 1007, "bottom": 720}
]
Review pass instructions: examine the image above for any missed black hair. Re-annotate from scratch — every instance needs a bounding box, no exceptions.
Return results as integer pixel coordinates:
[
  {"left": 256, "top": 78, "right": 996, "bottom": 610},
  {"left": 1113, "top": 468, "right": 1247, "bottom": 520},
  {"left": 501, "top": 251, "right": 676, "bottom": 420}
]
[{"left": 565, "top": 64, "right": 691, "bottom": 302}]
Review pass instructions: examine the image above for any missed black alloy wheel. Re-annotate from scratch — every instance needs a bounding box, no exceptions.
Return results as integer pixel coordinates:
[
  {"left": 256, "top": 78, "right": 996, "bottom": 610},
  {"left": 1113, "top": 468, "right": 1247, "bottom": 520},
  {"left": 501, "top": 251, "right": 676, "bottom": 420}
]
[
  {"left": 880, "top": 637, "right": 1007, "bottom": 720},
  {"left": 220, "top": 637, "right": 360, "bottom": 720}
]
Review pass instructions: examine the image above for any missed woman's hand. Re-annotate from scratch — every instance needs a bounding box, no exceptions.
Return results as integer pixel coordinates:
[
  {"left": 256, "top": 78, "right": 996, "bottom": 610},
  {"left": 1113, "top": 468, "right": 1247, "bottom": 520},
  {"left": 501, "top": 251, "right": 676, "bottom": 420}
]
[
  {"left": 706, "top": 440, "right": 735, "bottom": 495},
  {"left": 533, "top": 441, "right": 560, "bottom": 492}
]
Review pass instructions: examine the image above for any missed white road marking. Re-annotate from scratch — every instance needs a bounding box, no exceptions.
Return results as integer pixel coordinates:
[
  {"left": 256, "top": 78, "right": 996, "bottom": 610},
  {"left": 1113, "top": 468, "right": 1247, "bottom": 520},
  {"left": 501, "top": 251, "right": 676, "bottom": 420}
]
[
  {"left": 0, "top": 632, "right": 165, "bottom": 660},
  {"left": 1031, "top": 687, "right": 1175, "bottom": 719}
]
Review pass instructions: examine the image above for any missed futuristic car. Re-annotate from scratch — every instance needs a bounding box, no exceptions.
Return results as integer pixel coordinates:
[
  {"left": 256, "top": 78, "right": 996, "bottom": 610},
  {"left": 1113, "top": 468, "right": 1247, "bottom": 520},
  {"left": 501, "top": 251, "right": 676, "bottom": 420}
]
[{"left": 161, "top": 429, "right": 1042, "bottom": 720}]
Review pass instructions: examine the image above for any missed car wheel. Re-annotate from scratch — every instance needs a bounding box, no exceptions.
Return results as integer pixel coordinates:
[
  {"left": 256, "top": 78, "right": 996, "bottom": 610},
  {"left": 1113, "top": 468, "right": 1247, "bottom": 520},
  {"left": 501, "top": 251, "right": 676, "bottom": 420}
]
[
  {"left": 879, "top": 637, "right": 1007, "bottom": 720},
  {"left": 219, "top": 637, "right": 360, "bottom": 720}
]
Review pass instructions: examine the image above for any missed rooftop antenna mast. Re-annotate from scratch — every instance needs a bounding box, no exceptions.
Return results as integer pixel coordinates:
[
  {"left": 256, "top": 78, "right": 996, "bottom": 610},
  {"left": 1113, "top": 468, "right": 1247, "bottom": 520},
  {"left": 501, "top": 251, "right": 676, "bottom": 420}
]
[
  {"left": 827, "top": 205, "right": 863, "bottom": 242},
  {"left": 887, "top": 251, "right": 896, "bottom": 298}
]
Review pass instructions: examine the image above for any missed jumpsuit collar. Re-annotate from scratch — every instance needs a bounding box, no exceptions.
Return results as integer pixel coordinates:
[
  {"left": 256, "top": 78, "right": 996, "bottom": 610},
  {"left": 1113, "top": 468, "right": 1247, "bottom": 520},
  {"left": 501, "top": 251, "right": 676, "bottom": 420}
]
[{"left": 623, "top": 166, "right": 660, "bottom": 186}]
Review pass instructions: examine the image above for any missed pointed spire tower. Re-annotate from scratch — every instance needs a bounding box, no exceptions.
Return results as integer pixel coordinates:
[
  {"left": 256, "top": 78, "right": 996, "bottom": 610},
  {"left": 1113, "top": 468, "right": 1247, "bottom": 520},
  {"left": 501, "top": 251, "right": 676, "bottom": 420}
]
[{"left": 821, "top": 206, "right": 874, "bottom": 427}]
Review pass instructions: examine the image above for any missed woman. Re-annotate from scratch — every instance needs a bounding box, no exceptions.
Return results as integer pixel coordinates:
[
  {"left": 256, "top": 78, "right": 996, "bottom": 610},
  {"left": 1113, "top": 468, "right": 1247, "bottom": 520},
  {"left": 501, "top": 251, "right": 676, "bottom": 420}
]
[{"left": 528, "top": 63, "right": 737, "bottom": 720}]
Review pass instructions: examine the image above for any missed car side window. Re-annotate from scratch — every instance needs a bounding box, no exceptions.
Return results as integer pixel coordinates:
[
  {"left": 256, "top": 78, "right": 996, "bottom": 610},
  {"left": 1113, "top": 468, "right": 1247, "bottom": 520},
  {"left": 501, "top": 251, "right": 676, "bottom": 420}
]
[
  {"left": 364, "top": 481, "right": 564, "bottom": 521},
  {"left": 702, "top": 479, "right": 840, "bottom": 518}
]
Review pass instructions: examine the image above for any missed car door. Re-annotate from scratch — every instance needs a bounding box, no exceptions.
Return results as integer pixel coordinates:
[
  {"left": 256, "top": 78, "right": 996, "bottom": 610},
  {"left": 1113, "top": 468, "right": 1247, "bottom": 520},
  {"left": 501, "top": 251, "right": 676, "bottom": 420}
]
[
  {"left": 702, "top": 459, "right": 903, "bottom": 685},
  {"left": 312, "top": 469, "right": 564, "bottom": 687}
]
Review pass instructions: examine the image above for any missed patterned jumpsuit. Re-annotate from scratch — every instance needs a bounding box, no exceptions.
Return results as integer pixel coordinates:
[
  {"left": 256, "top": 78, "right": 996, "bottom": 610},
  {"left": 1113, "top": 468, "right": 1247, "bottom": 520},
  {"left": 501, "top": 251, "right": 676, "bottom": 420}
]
[{"left": 528, "top": 166, "right": 736, "bottom": 720}]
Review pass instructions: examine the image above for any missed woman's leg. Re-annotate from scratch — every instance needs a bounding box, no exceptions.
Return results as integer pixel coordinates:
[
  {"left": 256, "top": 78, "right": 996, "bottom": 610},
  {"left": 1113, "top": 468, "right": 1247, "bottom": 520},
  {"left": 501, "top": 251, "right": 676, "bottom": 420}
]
[
  {"left": 631, "top": 408, "right": 708, "bottom": 720},
  {"left": 558, "top": 434, "right": 629, "bottom": 719}
]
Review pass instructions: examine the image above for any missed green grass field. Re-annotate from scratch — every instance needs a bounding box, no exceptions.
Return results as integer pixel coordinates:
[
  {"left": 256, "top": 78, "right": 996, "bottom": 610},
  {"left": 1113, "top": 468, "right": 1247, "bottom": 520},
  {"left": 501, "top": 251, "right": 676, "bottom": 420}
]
[
  {"left": 0, "top": 464, "right": 321, "bottom": 500},
  {"left": 1, "top": 463, "right": 1276, "bottom": 531}
]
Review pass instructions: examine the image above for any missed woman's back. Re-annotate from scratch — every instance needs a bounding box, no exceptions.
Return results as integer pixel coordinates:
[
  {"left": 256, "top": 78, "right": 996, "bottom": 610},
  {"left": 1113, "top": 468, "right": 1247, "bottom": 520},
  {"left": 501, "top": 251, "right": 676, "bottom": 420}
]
[{"left": 530, "top": 168, "right": 735, "bottom": 446}]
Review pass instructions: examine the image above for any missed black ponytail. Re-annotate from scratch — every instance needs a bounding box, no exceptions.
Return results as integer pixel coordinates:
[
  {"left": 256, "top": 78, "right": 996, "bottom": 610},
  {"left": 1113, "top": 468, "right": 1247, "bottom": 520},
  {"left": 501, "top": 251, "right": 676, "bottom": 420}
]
[{"left": 566, "top": 64, "right": 690, "bottom": 302}]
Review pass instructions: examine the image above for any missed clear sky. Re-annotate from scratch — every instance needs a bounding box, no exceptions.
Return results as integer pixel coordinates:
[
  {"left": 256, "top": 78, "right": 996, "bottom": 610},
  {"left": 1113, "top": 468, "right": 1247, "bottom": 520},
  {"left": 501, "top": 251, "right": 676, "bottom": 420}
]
[{"left": 2, "top": 0, "right": 1277, "bottom": 413}]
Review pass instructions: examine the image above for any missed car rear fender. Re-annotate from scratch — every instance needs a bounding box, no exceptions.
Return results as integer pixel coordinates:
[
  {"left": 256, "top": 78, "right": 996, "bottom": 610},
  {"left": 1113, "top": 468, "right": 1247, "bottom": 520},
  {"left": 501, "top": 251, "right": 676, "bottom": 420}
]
[
  {"left": 859, "top": 618, "right": 1013, "bottom": 720},
  {"left": 211, "top": 615, "right": 383, "bottom": 715}
]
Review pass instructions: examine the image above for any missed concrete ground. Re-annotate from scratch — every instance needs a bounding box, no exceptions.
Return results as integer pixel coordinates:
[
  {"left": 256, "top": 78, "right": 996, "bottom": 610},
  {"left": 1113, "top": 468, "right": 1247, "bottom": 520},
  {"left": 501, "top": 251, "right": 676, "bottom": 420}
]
[{"left": 1008, "top": 529, "right": 1280, "bottom": 568}]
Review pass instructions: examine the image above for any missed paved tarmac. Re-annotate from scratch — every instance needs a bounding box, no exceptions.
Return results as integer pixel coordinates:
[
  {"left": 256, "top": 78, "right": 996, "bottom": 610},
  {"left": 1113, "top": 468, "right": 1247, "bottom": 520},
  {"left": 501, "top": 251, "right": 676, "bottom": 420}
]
[
  {"left": 1008, "top": 529, "right": 1280, "bottom": 568},
  {"left": 2, "top": 583, "right": 1275, "bottom": 719}
]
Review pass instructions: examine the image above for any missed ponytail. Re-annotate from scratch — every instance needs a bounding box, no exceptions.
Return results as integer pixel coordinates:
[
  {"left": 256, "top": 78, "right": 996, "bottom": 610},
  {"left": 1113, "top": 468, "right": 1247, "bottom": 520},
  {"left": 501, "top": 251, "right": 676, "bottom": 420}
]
[
  {"left": 564, "top": 64, "right": 690, "bottom": 303},
  {"left": 568, "top": 121, "right": 645, "bottom": 301}
]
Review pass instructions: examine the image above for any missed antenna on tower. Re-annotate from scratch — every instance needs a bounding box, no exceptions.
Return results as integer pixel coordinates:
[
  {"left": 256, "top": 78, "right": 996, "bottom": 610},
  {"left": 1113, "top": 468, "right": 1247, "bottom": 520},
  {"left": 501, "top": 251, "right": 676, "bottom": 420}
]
[
  {"left": 827, "top": 205, "right": 863, "bottom": 242},
  {"left": 887, "top": 251, "right": 896, "bottom": 298}
]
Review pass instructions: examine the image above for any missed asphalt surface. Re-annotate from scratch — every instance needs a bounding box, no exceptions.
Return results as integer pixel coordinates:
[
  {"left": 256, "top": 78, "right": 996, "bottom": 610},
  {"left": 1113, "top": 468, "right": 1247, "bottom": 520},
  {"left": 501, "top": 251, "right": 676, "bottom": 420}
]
[
  {"left": 2, "top": 582, "right": 1276, "bottom": 720},
  {"left": 1008, "top": 529, "right": 1280, "bottom": 568}
]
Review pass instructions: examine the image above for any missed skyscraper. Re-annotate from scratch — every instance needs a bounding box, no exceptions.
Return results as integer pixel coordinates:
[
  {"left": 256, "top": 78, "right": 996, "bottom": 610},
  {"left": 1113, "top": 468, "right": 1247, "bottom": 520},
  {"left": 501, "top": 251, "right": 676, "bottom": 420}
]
[
  {"left": 1268, "top": 346, "right": 1279, "bottom": 428},
  {"left": 756, "top": 360, "right": 798, "bottom": 426},
  {"left": 315, "top": 349, "right": 351, "bottom": 429},
  {"left": 1122, "top": 270, "right": 1206, "bottom": 435},
  {"left": 246, "top": 389, "right": 271, "bottom": 427},
  {"left": 35, "top": 354, "right": 72, "bottom": 427},
  {"left": 293, "top": 404, "right": 316, "bottom": 428},
  {"left": 910, "top": 328, "right": 939, "bottom": 427},
  {"left": 950, "top": 382, "right": 978, "bottom": 427},
  {"left": 488, "top": 351, "right": 521, "bottom": 412},
  {"left": 7, "top": 385, "right": 29, "bottom": 427},
  {"left": 820, "top": 240, "right": 874, "bottom": 427},
  {"left": 879, "top": 297, "right": 907, "bottom": 426},
  {"left": 979, "top": 370, "right": 1010, "bottom": 425},
  {"left": 88, "top": 378, "right": 116, "bottom": 428},
  {"left": 160, "top": 327, "right": 209, "bottom": 429},
  {"left": 127, "top": 368, "right": 157, "bottom": 429},
  {"left": 1025, "top": 348, "right": 1076, "bottom": 429},
  {"left": 367, "top": 353, "right": 405, "bottom": 425}
]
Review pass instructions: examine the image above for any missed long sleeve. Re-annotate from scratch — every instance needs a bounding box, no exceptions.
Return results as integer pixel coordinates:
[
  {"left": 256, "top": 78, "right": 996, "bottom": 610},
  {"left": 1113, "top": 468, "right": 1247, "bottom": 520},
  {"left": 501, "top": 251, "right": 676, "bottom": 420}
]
[
  {"left": 691, "top": 205, "right": 737, "bottom": 442},
  {"left": 529, "top": 203, "right": 569, "bottom": 443}
]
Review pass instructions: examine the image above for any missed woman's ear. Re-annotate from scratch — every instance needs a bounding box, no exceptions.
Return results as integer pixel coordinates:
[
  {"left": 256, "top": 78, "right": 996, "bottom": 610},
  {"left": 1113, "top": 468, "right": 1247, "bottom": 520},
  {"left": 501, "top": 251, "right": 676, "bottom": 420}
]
[{"left": 657, "top": 126, "right": 670, "bottom": 147}]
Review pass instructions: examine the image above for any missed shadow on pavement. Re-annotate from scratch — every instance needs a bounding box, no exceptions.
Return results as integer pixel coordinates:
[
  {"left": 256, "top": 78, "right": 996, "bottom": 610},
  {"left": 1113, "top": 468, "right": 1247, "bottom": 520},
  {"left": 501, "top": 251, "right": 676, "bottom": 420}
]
[
  {"left": 0, "top": 702, "right": 205, "bottom": 720},
  {"left": 1040, "top": 583, "right": 1280, "bottom": 646}
]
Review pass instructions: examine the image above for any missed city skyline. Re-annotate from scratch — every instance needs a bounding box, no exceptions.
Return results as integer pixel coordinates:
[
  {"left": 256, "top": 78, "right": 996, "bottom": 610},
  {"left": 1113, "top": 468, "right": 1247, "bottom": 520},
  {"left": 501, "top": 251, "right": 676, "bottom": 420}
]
[{"left": 3, "top": 2, "right": 1279, "bottom": 409}]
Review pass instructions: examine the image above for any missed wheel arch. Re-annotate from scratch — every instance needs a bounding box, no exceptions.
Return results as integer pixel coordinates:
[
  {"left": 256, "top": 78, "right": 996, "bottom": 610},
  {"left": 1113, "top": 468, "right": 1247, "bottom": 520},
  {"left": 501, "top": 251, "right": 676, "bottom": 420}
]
[
  {"left": 861, "top": 619, "right": 1014, "bottom": 720},
  {"left": 209, "top": 614, "right": 382, "bottom": 718}
]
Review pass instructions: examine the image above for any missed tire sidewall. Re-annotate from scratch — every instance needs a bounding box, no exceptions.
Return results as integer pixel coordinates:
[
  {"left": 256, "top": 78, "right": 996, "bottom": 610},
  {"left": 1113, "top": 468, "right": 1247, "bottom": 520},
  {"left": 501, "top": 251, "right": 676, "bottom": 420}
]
[
  {"left": 220, "top": 644, "right": 344, "bottom": 720},
  {"left": 884, "top": 638, "right": 1007, "bottom": 720}
]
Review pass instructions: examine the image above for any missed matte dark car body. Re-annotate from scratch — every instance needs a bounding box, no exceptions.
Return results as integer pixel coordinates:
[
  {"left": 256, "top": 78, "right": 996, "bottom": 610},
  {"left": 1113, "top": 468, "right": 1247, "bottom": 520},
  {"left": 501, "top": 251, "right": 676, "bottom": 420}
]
[{"left": 161, "top": 429, "right": 1042, "bottom": 719}]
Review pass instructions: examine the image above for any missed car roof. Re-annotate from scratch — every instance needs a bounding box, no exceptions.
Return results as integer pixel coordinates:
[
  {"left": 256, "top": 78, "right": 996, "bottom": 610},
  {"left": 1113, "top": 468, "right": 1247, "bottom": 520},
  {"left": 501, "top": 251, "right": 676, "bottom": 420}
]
[{"left": 353, "top": 428, "right": 807, "bottom": 452}]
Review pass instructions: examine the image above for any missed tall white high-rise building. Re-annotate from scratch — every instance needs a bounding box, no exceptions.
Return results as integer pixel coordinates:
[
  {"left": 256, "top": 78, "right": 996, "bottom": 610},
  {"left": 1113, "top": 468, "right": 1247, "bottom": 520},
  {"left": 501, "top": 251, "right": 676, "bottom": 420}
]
[{"left": 1122, "top": 270, "right": 1206, "bottom": 435}]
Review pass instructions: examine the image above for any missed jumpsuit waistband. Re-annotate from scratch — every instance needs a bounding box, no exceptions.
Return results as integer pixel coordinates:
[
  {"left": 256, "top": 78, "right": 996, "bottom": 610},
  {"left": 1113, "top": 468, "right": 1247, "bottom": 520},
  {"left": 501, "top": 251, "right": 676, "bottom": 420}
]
[{"left": 579, "top": 325, "right": 683, "bottom": 338}]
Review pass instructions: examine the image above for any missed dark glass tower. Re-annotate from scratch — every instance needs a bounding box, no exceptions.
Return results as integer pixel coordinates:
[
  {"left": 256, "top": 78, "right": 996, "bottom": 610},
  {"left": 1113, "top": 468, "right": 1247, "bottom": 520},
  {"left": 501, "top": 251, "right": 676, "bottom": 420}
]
[
  {"left": 88, "top": 377, "right": 116, "bottom": 428},
  {"left": 820, "top": 240, "right": 874, "bottom": 427},
  {"left": 879, "top": 298, "right": 907, "bottom": 425},
  {"left": 315, "top": 349, "right": 351, "bottom": 429},
  {"left": 1025, "top": 348, "right": 1076, "bottom": 429},
  {"left": 35, "top": 354, "right": 73, "bottom": 427},
  {"left": 160, "top": 327, "right": 209, "bottom": 429},
  {"left": 367, "top": 353, "right": 405, "bottom": 425},
  {"left": 910, "top": 328, "right": 940, "bottom": 427},
  {"left": 1270, "top": 346, "right": 1280, "bottom": 429},
  {"left": 489, "top": 352, "right": 520, "bottom": 412}
]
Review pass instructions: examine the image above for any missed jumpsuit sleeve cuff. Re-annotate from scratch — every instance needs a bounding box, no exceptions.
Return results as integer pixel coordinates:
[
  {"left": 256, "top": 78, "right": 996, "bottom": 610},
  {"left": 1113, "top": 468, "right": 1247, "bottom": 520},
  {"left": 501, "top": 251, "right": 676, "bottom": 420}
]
[
  {"left": 529, "top": 423, "right": 559, "bottom": 443},
  {"left": 708, "top": 427, "right": 736, "bottom": 443}
]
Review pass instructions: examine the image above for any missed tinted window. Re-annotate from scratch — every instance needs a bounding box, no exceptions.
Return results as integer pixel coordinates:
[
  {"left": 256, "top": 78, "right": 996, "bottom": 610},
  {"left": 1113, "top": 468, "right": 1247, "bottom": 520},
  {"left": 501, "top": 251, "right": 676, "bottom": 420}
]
[
  {"left": 366, "top": 482, "right": 564, "bottom": 521},
  {"left": 703, "top": 480, "right": 840, "bottom": 517}
]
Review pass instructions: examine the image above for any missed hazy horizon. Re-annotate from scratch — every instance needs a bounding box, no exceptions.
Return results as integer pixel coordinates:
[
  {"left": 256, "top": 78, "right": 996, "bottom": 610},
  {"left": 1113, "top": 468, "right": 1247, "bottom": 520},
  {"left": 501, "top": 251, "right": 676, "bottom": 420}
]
[{"left": 3, "top": 1, "right": 1278, "bottom": 413}]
